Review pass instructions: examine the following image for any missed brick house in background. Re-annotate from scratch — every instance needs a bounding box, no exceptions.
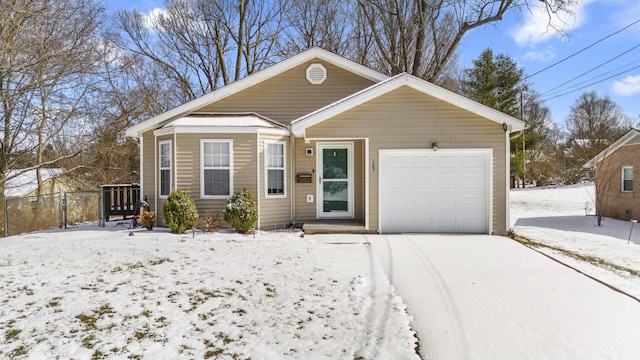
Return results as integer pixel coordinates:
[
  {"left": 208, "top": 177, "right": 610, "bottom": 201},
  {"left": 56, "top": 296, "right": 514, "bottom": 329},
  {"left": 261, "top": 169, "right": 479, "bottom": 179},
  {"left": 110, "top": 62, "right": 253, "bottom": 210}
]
[{"left": 585, "top": 128, "right": 640, "bottom": 221}]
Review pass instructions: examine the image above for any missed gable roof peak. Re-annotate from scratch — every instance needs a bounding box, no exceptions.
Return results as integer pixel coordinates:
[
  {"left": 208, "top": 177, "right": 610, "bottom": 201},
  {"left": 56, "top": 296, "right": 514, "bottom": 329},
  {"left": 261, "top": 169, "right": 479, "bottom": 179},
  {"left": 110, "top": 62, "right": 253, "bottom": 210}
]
[{"left": 125, "top": 48, "right": 388, "bottom": 138}]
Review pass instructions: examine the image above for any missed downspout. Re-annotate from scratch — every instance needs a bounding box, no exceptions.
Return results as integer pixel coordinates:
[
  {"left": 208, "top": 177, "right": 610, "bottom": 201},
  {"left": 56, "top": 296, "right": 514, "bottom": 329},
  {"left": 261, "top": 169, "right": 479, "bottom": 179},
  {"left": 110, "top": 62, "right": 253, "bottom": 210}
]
[
  {"left": 154, "top": 133, "right": 158, "bottom": 227},
  {"left": 504, "top": 123, "right": 511, "bottom": 234},
  {"left": 173, "top": 132, "right": 177, "bottom": 192},
  {"left": 256, "top": 132, "right": 261, "bottom": 230},
  {"left": 290, "top": 126, "right": 295, "bottom": 227},
  {"left": 139, "top": 135, "right": 144, "bottom": 199}
]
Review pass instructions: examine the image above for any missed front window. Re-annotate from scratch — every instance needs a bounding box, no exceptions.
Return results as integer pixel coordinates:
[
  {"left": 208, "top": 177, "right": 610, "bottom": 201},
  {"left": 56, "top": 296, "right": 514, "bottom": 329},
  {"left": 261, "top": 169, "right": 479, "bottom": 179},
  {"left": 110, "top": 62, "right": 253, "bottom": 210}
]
[
  {"left": 622, "top": 166, "right": 633, "bottom": 192},
  {"left": 202, "top": 140, "right": 232, "bottom": 197},
  {"left": 265, "top": 141, "right": 285, "bottom": 197},
  {"left": 159, "top": 140, "right": 171, "bottom": 197}
]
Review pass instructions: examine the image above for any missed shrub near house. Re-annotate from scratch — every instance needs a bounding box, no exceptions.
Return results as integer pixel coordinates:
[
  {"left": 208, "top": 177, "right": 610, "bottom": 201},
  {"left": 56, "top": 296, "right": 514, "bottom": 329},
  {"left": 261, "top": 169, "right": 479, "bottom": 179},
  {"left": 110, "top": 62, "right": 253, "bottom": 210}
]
[
  {"left": 163, "top": 190, "right": 199, "bottom": 233},
  {"left": 224, "top": 188, "right": 258, "bottom": 234}
]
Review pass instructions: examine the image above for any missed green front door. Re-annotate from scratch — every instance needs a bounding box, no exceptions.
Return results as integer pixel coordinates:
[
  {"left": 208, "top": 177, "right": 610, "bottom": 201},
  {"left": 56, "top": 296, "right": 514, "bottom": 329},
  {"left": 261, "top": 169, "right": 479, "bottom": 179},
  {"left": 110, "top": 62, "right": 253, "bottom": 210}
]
[{"left": 317, "top": 143, "right": 353, "bottom": 218}]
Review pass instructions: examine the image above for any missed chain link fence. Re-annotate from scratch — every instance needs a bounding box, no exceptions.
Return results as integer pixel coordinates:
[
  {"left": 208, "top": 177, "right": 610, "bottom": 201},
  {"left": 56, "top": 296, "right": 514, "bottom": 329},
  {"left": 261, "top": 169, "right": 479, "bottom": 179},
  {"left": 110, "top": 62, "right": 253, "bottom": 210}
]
[{"left": 4, "top": 190, "right": 101, "bottom": 237}]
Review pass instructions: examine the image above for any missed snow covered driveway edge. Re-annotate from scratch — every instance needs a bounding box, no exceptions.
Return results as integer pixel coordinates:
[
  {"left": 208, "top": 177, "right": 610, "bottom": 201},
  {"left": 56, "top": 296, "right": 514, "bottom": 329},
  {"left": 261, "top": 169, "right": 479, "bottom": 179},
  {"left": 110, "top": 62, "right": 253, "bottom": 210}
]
[{"left": 0, "top": 227, "right": 420, "bottom": 359}]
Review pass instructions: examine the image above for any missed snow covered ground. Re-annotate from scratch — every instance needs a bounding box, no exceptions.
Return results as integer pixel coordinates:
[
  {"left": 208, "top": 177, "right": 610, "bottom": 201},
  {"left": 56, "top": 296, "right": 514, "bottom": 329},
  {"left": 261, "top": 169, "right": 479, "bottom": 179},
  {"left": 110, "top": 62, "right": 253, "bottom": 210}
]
[
  {"left": 511, "top": 183, "right": 640, "bottom": 300},
  {"left": 0, "top": 226, "right": 419, "bottom": 359}
]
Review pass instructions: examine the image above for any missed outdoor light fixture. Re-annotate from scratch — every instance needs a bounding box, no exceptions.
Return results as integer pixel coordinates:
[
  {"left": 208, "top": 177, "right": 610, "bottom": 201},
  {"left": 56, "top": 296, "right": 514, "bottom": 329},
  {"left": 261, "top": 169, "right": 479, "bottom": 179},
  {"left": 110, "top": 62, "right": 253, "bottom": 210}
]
[
  {"left": 502, "top": 123, "right": 509, "bottom": 132},
  {"left": 432, "top": 142, "right": 438, "bottom": 151}
]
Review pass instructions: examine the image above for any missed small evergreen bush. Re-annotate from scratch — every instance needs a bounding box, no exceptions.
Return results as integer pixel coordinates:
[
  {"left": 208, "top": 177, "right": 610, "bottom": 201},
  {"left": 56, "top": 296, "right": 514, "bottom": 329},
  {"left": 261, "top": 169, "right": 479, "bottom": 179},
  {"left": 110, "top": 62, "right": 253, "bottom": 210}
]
[
  {"left": 197, "top": 211, "right": 220, "bottom": 233},
  {"left": 163, "top": 189, "right": 199, "bottom": 234},
  {"left": 223, "top": 188, "right": 258, "bottom": 234},
  {"left": 140, "top": 211, "right": 155, "bottom": 230}
]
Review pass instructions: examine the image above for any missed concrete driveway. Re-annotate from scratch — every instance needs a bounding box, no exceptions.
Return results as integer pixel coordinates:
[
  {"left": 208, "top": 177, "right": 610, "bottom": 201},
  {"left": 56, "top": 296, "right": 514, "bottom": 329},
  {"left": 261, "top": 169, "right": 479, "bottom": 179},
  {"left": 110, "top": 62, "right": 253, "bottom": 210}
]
[{"left": 314, "top": 234, "right": 640, "bottom": 359}]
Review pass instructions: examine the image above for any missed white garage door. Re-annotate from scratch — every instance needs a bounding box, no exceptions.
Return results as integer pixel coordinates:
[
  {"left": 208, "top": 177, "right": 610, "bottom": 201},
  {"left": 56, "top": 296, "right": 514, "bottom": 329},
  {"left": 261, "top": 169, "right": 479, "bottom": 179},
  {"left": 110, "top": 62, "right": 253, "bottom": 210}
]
[{"left": 379, "top": 149, "right": 490, "bottom": 233}]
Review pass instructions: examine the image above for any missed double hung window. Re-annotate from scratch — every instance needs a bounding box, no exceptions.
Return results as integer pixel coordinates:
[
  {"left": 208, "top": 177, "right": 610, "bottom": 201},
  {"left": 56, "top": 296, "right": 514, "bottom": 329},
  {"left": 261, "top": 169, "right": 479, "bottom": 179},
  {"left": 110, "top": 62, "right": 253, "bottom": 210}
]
[{"left": 202, "top": 140, "right": 232, "bottom": 197}]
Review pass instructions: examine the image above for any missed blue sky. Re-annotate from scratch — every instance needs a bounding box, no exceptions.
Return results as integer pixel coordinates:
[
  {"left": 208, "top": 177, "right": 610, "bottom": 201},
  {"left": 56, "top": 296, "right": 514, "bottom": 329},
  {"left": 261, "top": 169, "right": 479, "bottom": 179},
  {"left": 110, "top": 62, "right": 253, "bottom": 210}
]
[{"left": 108, "top": 0, "right": 640, "bottom": 130}]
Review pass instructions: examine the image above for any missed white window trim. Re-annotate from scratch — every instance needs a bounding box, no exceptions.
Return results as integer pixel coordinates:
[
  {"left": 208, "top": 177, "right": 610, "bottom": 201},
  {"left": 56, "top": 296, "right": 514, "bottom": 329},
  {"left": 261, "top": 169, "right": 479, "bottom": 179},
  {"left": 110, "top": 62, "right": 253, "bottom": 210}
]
[
  {"left": 201, "top": 139, "right": 233, "bottom": 199},
  {"left": 622, "top": 166, "right": 633, "bottom": 192},
  {"left": 159, "top": 140, "right": 172, "bottom": 198},
  {"left": 264, "top": 140, "right": 286, "bottom": 199}
]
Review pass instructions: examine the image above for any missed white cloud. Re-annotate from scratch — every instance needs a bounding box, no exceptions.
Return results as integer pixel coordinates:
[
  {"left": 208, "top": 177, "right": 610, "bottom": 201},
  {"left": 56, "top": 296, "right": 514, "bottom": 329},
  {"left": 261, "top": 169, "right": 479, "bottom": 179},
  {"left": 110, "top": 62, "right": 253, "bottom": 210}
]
[
  {"left": 143, "top": 7, "right": 166, "bottom": 29},
  {"left": 511, "top": 0, "right": 592, "bottom": 47},
  {"left": 522, "top": 47, "right": 557, "bottom": 62},
  {"left": 612, "top": 74, "right": 640, "bottom": 96}
]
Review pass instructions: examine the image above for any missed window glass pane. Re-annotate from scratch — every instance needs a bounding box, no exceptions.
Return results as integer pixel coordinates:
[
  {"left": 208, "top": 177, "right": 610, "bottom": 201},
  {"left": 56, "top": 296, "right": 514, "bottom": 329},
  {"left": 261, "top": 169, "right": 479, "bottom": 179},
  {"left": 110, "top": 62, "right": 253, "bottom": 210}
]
[
  {"left": 267, "top": 169, "right": 284, "bottom": 195},
  {"left": 160, "top": 143, "right": 170, "bottom": 168},
  {"left": 160, "top": 169, "right": 170, "bottom": 195},
  {"left": 623, "top": 167, "right": 633, "bottom": 191},
  {"left": 267, "top": 143, "right": 284, "bottom": 168},
  {"left": 204, "top": 169, "right": 230, "bottom": 196}
]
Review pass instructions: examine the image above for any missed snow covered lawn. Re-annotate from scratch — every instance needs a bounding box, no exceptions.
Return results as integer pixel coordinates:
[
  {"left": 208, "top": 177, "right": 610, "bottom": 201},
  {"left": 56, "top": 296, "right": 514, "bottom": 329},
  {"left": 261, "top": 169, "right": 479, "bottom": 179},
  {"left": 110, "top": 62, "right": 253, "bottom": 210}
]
[
  {"left": 0, "top": 226, "right": 419, "bottom": 359},
  {"left": 511, "top": 183, "right": 640, "bottom": 300}
]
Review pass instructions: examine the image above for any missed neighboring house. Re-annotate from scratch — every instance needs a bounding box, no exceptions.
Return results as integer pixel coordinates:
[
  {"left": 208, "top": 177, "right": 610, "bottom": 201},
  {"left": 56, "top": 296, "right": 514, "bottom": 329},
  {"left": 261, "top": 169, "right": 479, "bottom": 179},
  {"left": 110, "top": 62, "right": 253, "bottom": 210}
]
[
  {"left": 584, "top": 128, "right": 640, "bottom": 220},
  {"left": 125, "top": 48, "right": 525, "bottom": 234},
  {"left": 4, "top": 168, "right": 68, "bottom": 198}
]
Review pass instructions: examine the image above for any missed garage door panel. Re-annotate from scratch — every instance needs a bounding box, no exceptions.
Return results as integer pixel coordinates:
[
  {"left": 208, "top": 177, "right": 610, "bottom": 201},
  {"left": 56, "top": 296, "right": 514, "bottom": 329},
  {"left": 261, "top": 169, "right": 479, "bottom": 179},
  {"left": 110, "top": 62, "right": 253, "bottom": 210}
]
[
  {"left": 380, "top": 149, "right": 489, "bottom": 234},
  {"left": 412, "top": 156, "right": 431, "bottom": 168}
]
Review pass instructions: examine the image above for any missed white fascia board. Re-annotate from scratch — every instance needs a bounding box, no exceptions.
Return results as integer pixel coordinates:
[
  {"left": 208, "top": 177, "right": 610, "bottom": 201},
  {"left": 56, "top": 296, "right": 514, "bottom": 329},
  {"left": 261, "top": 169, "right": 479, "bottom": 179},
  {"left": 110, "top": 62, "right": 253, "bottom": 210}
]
[
  {"left": 292, "top": 73, "right": 525, "bottom": 137},
  {"left": 154, "top": 126, "right": 289, "bottom": 136},
  {"left": 125, "top": 48, "right": 388, "bottom": 138},
  {"left": 584, "top": 128, "right": 640, "bottom": 168}
]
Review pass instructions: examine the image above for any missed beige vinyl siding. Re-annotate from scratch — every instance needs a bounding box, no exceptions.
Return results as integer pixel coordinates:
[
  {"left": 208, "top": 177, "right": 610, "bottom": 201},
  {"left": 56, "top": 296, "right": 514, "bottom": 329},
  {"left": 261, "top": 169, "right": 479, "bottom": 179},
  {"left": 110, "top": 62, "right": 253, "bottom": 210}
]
[
  {"left": 259, "top": 134, "right": 292, "bottom": 229},
  {"left": 294, "top": 137, "right": 316, "bottom": 221},
  {"left": 150, "top": 133, "right": 257, "bottom": 228},
  {"left": 304, "top": 86, "right": 508, "bottom": 234},
  {"left": 293, "top": 138, "right": 365, "bottom": 222},
  {"left": 197, "top": 61, "right": 375, "bottom": 124}
]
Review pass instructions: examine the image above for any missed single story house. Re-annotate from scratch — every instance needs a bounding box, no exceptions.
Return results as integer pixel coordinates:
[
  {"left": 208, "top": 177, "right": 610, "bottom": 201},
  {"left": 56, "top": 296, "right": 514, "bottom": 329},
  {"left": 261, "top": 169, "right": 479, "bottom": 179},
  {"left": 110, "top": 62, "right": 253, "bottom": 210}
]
[
  {"left": 125, "top": 48, "right": 525, "bottom": 234},
  {"left": 584, "top": 128, "right": 639, "bottom": 220}
]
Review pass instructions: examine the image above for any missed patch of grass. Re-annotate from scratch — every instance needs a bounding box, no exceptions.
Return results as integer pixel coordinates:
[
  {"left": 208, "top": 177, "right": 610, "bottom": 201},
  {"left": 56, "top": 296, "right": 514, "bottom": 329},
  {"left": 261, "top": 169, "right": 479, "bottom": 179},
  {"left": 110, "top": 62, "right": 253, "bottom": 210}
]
[
  {"left": 203, "top": 339, "right": 224, "bottom": 358},
  {"left": 148, "top": 257, "right": 171, "bottom": 266},
  {"left": 91, "top": 349, "right": 104, "bottom": 359},
  {"left": 82, "top": 334, "right": 96, "bottom": 349},
  {"left": 232, "top": 308, "right": 246, "bottom": 315},
  {"left": 76, "top": 313, "right": 98, "bottom": 330},
  {"left": 46, "top": 297, "right": 62, "bottom": 308},
  {"left": 514, "top": 234, "right": 640, "bottom": 277},
  {"left": 11, "top": 345, "right": 28, "bottom": 357},
  {"left": 94, "top": 303, "right": 115, "bottom": 317},
  {"left": 5, "top": 328, "right": 21, "bottom": 341}
]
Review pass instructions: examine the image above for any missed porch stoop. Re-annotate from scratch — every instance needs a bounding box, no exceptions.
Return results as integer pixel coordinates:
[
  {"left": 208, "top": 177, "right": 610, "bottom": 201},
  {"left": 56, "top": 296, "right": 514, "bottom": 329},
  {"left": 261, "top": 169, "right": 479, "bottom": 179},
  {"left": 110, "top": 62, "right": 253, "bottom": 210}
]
[{"left": 302, "top": 221, "right": 369, "bottom": 234}]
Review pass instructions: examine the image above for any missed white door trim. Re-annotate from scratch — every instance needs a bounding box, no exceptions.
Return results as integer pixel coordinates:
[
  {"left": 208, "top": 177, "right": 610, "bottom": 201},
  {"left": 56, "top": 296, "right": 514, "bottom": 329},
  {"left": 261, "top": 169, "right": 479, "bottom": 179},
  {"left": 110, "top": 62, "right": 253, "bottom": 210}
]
[{"left": 316, "top": 142, "right": 354, "bottom": 219}]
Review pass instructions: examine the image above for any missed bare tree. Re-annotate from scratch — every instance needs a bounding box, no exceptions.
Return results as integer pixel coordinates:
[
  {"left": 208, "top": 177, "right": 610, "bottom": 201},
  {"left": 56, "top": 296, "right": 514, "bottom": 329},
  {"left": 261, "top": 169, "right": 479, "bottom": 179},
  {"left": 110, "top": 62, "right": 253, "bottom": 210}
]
[
  {"left": 355, "top": 0, "right": 575, "bottom": 84},
  {"left": 0, "top": 0, "right": 104, "bottom": 200},
  {"left": 565, "top": 91, "right": 631, "bottom": 181},
  {"left": 279, "top": 0, "right": 351, "bottom": 56},
  {"left": 116, "top": 0, "right": 287, "bottom": 101}
]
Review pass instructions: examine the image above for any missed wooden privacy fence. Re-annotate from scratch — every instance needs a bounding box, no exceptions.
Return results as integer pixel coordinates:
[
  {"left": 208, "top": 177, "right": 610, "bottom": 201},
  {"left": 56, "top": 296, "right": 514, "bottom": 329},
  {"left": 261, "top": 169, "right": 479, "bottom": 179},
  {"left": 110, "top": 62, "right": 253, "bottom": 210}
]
[{"left": 100, "top": 184, "right": 140, "bottom": 226}]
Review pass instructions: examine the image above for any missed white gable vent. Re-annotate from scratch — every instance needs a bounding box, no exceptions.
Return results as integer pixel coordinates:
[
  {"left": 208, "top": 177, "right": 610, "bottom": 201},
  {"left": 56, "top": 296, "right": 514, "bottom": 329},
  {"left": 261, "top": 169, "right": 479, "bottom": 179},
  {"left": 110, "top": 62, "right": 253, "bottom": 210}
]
[{"left": 306, "top": 63, "right": 327, "bottom": 85}]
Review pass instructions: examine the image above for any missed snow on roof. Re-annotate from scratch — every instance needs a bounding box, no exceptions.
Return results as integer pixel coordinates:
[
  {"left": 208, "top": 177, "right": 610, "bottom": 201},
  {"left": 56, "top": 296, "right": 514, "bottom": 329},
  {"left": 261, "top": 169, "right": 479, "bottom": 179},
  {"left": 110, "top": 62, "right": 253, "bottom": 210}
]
[
  {"left": 161, "top": 114, "right": 286, "bottom": 129},
  {"left": 4, "top": 168, "right": 64, "bottom": 198}
]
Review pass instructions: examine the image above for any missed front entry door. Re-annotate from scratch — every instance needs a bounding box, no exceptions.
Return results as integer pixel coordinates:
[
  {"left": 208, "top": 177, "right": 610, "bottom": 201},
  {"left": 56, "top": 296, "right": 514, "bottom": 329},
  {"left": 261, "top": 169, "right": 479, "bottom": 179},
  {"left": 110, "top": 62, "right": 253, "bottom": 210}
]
[{"left": 317, "top": 142, "right": 354, "bottom": 218}]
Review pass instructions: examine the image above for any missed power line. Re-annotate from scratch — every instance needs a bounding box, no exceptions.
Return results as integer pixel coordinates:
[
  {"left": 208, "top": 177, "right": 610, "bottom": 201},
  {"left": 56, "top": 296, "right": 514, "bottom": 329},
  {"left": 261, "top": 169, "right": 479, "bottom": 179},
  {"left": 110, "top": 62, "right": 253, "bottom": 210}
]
[
  {"left": 541, "top": 63, "right": 640, "bottom": 101},
  {"left": 526, "top": 17, "right": 640, "bottom": 80},
  {"left": 542, "top": 57, "right": 640, "bottom": 98},
  {"left": 540, "top": 43, "right": 640, "bottom": 96}
]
